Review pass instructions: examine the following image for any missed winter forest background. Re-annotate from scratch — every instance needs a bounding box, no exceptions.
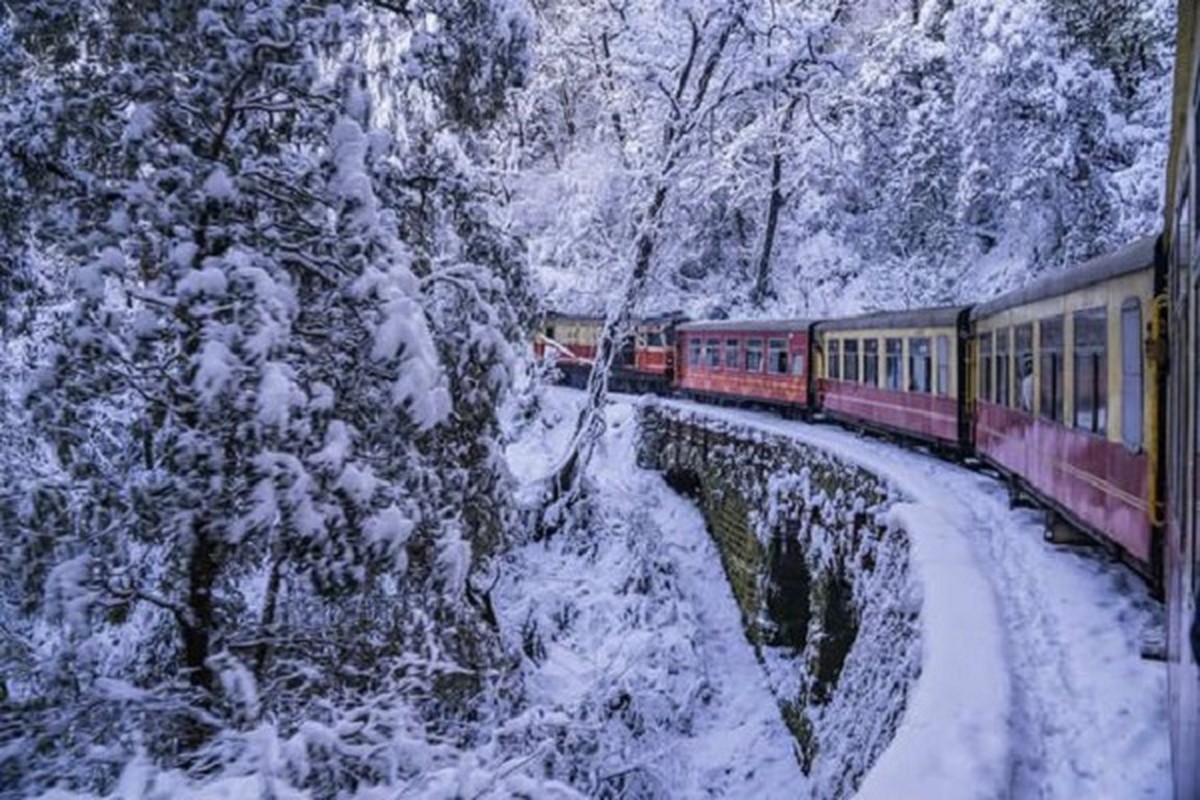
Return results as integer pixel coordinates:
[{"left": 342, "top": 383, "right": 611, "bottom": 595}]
[{"left": 0, "top": 0, "right": 1175, "bottom": 797}]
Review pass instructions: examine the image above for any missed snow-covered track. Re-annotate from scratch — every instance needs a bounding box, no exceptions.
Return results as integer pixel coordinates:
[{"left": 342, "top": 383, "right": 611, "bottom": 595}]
[{"left": 653, "top": 397, "right": 1170, "bottom": 799}]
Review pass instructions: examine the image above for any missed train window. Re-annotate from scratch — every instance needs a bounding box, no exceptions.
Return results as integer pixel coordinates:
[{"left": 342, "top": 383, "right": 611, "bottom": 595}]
[
  {"left": 908, "top": 337, "right": 932, "bottom": 393},
  {"left": 996, "top": 328, "right": 1011, "bottom": 407},
  {"left": 864, "top": 339, "right": 880, "bottom": 387},
  {"left": 828, "top": 339, "right": 841, "bottom": 379},
  {"left": 1072, "top": 307, "right": 1108, "bottom": 435},
  {"left": 725, "top": 339, "right": 740, "bottom": 370},
  {"left": 688, "top": 338, "right": 701, "bottom": 367},
  {"left": 646, "top": 331, "right": 664, "bottom": 347},
  {"left": 746, "top": 338, "right": 764, "bottom": 372},
  {"left": 705, "top": 338, "right": 721, "bottom": 368},
  {"left": 793, "top": 353, "right": 806, "bottom": 376},
  {"left": 769, "top": 339, "right": 789, "bottom": 374},
  {"left": 885, "top": 338, "right": 902, "bottom": 390},
  {"left": 843, "top": 339, "right": 860, "bottom": 382},
  {"left": 1039, "top": 317, "right": 1063, "bottom": 422},
  {"left": 979, "top": 333, "right": 993, "bottom": 402},
  {"left": 936, "top": 336, "right": 950, "bottom": 396},
  {"left": 1121, "top": 299, "right": 1143, "bottom": 450},
  {"left": 1015, "top": 324, "right": 1034, "bottom": 413},
  {"left": 545, "top": 325, "right": 556, "bottom": 340}
]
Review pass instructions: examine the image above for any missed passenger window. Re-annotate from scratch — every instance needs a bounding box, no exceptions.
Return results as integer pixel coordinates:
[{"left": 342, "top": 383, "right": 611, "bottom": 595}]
[
  {"left": 936, "top": 336, "right": 950, "bottom": 396},
  {"left": 908, "top": 337, "right": 932, "bottom": 393},
  {"left": 688, "top": 338, "right": 701, "bottom": 367},
  {"left": 979, "top": 332, "right": 993, "bottom": 402},
  {"left": 545, "top": 326, "right": 556, "bottom": 340},
  {"left": 706, "top": 338, "right": 721, "bottom": 368},
  {"left": 1121, "top": 299, "right": 1143, "bottom": 450},
  {"left": 1073, "top": 307, "right": 1108, "bottom": 435},
  {"left": 793, "top": 353, "right": 806, "bottom": 376},
  {"left": 746, "top": 338, "right": 764, "bottom": 372},
  {"left": 996, "top": 328, "right": 1011, "bottom": 407},
  {"left": 1015, "top": 324, "right": 1034, "bottom": 413},
  {"left": 864, "top": 339, "right": 880, "bottom": 387},
  {"left": 647, "top": 331, "right": 664, "bottom": 347},
  {"left": 1039, "top": 317, "right": 1064, "bottom": 422},
  {"left": 768, "top": 338, "right": 789, "bottom": 374},
  {"left": 885, "top": 338, "right": 903, "bottom": 390},
  {"left": 843, "top": 339, "right": 860, "bottom": 382},
  {"left": 724, "top": 338, "right": 740, "bottom": 370},
  {"left": 828, "top": 339, "right": 841, "bottom": 380}
]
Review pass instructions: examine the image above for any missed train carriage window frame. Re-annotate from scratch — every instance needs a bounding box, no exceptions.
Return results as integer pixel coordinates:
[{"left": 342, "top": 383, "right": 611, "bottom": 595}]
[
  {"left": 705, "top": 337, "right": 721, "bottom": 369},
  {"left": 1120, "top": 298, "right": 1144, "bottom": 451},
  {"left": 996, "top": 328, "right": 1011, "bottom": 407},
  {"left": 908, "top": 337, "right": 933, "bottom": 393},
  {"left": 885, "top": 338, "right": 902, "bottom": 390},
  {"left": 688, "top": 337, "right": 702, "bottom": 368},
  {"left": 1072, "top": 306, "right": 1108, "bottom": 436},
  {"left": 828, "top": 339, "right": 841, "bottom": 380},
  {"left": 792, "top": 352, "right": 806, "bottom": 377},
  {"left": 646, "top": 331, "right": 664, "bottom": 347},
  {"left": 979, "top": 332, "right": 994, "bottom": 403},
  {"left": 724, "top": 338, "right": 741, "bottom": 370},
  {"left": 746, "top": 338, "right": 764, "bottom": 372},
  {"left": 1039, "top": 317, "right": 1064, "bottom": 423},
  {"left": 864, "top": 339, "right": 880, "bottom": 387},
  {"left": 843, "top": 339, "right": 860, "bottom": 382},
  {"left": 936, "top": 335, "right": 950, "bottom": 396},
  {"left": 1015, "top": 324, "right": 1034, "bottom": 414},
  {"left": 768, "top": 338, "right": 789, "bottom": 375}
]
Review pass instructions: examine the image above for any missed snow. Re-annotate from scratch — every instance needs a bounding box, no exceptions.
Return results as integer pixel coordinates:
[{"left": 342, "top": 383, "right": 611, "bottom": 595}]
[
  {"left": 202, "top": 166, "right": 235, "bottom": 200},
  {"left": 502, "top": 388, "right": 807, "bottom": 797},
  {"left": 654, "top": 395, "right": 1170, "bottom": 799}
]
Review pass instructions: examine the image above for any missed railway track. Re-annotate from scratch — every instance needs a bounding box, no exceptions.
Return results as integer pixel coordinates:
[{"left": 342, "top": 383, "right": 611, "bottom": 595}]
[{"left": 657, "top": 396, "right": 1170, "bottom": 798}]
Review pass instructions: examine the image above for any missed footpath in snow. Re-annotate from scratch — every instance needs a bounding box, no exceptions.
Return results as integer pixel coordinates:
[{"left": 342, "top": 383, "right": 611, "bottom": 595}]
[{"left": 659, "top": 396, "right": 1171, "bottom": 799}]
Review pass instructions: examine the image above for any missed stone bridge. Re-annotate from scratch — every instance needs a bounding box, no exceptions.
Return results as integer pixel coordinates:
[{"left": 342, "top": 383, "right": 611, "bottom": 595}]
[{"left": 635, "top": 400, "right": 920, "bottom": 797}]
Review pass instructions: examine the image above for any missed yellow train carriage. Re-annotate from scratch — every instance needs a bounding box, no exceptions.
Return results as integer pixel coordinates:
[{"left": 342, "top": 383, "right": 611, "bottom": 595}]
[{"left": 814, "top": 306, "right": 972, "bottom": 451}]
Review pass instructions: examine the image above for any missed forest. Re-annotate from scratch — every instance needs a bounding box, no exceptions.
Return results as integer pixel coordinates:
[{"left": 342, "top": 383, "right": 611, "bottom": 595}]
[{"left": 0, "top": 0, "right": 1176, "bottom": 797}]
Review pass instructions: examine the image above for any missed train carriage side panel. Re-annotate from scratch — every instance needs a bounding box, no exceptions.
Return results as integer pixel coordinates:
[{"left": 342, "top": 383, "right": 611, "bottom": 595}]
[
  {"left": 675, "top": 320, "right": 811, "bottom": 411},
  {"left": 970, "top": 239, "right": 1158, "bottom": 573},
  {"left": 1163, "top": 1, "right": 1200, "bottom": 792},
  {"left": 815, "top": 306, "right": 969, "bottom": 451}
]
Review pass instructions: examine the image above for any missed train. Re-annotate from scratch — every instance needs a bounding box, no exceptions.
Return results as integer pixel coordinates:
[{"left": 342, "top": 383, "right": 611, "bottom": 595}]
[
  {"left": 535, "top": 235, "right": 1164, "bottom": 584},
  {"left": 535, "top": 4, "right": 1200, "bottom": 787}
]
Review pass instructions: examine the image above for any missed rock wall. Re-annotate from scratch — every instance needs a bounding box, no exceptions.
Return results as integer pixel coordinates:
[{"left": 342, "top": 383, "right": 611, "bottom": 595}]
[{"left": 637, "top": 400, "right": 921, "bottom": 799}]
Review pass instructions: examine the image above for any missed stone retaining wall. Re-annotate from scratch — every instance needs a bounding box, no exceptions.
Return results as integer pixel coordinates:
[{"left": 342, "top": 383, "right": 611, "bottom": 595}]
[{"left": 637, "top": 400, "right": 921, "bottom": 798}]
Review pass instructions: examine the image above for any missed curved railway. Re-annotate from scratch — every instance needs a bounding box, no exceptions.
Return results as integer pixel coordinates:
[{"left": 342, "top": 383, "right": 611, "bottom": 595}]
[{"left": 535, "top": 5, "right": 1200, "bottom": 793}]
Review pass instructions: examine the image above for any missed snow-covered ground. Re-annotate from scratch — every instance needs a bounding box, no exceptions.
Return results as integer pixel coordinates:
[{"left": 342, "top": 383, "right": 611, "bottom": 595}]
[
  {"left": 657, "top": 396, "right": 1172, "bottom": 799},
  {"left": 501, "top": 390, "right": 806, "bottom": 797}
]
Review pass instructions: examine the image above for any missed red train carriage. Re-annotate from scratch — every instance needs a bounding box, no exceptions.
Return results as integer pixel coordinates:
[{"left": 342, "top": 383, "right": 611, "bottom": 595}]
[
  {"left": 675, "top": 319, "right": 812, "bottom": 413},
  {"left": 1163, "top": 4, "right": 1200, "bottom": 794},
  {"left": 814, "top": 306, "right": 971, "bottom": 453},
  {"left": 969, "top": 237, "right": 1160, "bottom": 577}
]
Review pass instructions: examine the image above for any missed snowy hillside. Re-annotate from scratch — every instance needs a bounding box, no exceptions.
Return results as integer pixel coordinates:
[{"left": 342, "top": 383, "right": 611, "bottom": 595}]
[{"left": 510, "top": 0, "right": 1175, "bottom": 319}]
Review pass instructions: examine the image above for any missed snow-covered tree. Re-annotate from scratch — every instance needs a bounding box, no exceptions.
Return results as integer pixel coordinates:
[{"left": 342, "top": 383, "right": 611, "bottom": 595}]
[{"left": 0, "top": 1, "right": 535, "bottom": 793}]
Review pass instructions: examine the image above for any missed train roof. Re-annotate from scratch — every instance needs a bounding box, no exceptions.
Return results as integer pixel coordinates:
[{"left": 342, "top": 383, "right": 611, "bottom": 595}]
[
  {"left": 542, "top": 310, "right": 687, "bottom": 325},
  {"left": 816, "top": 304, "right": 969, "bottom": 332},
  {"left": 971, "top": 235, "right": 1158, "bottom": 319},
  {"left": 676, "top": 318, "right": 814, "bottom": 334}
]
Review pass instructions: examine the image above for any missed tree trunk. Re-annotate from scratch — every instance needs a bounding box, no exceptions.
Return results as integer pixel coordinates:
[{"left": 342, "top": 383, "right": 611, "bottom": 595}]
[
  {"left": 751, "top": 97, "right": 801, "bottom": 308},
  {"left": 751, "top": 150, "right": 784, "bottom": 307}
]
